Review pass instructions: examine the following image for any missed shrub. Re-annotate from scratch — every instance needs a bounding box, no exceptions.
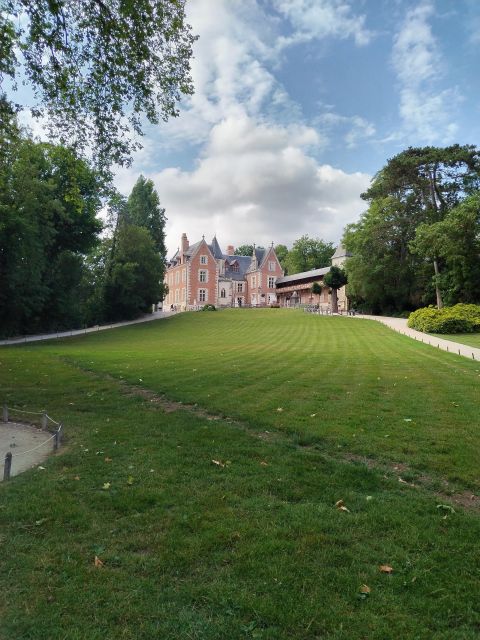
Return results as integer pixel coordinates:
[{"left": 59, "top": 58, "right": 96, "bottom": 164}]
[
  {"left": 408, "top": 304, "right": 480, "bottom": 334},
  {"left": 270, "top": 303, "right": 280, "bottom": 308},
  {"left": 201, "top": 304, "right": 216, "bottom": 311}
]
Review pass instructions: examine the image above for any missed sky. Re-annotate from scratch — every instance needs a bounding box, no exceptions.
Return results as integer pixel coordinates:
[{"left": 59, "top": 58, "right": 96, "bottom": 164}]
[{"left": 19, "top": 0, "right": 480, "bottom": 256}]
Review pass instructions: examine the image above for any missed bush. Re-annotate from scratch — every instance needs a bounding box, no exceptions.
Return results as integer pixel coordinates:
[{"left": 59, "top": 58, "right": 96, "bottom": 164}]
[
  {"left": 270, "top": 303, "right": 280, "bottom": 308},
  {"left": 408, "top": 304, "right": 480, "bottom": 334},
  {"left": 201, "top": 304, "right": 216, "bottom": 311}
]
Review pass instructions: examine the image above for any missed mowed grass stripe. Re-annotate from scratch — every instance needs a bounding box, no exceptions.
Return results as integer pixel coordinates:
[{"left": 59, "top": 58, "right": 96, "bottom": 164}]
[{"left": 30, "top": 308, "right": 480, "bottom": 488}]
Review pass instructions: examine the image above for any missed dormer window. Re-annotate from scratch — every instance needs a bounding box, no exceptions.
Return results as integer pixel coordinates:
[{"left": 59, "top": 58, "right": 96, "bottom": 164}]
[
  {"left": 200, "top": 255, "right": 208, "bottom": 265},
  {"left": 230, "top": 261, "right": 239, "bottom": 272}
]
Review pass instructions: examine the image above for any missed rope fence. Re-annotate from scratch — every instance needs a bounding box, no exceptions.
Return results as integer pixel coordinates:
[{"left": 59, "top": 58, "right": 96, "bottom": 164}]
[{"left": 2, "top": 405, "right": 63, "bottom": 481}]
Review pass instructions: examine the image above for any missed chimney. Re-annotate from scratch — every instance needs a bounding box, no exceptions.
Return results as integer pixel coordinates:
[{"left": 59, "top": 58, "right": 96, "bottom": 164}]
[
  {"left": 226, "top": 245, "right": 234, "bottom": 255},
  {"left": 181, "top": 233, "right": 189, "bottom": 254}
]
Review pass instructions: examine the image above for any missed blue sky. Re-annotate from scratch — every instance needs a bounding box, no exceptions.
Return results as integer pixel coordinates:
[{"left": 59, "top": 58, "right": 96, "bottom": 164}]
[{"left": 20, "top": 0, "right": 480, "bottom": 255}]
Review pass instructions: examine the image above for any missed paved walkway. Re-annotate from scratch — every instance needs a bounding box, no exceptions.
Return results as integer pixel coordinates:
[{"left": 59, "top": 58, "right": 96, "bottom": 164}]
[
  {"left": 354, "top": 314, "right": 480, "bottom": 361},
  {"left": 0, "top": 310, "right": 176, "bottom": 347}
]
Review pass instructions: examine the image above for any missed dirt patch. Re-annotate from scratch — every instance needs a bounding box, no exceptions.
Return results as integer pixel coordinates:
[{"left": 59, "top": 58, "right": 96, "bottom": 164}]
[{"left": 0, "top": 422, "right": 53, "bottom": 480}]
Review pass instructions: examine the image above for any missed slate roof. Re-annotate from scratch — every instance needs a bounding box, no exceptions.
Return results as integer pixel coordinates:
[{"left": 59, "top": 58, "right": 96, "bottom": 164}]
[
  {"left": 209, "top": 236, "right": 224, "bottom": 260},
  {"left": 276, "top": 266, "right": 330, "bottom": 286},
  {"left": 224, "top": 255, "right": 251, "bottom": 280}
]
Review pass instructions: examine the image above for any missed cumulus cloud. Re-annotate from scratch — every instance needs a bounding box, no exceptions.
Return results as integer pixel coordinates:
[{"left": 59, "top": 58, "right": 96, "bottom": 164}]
[
  {"left": 149, "top": 115, "right": 370, "bottom": 255},
  {"left": 392, "top": 1, "right": 460, "bottom": 143}
]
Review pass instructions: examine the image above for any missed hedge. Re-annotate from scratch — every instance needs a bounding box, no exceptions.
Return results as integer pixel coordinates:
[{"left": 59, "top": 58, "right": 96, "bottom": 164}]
[{"left": 408, "top": 304, "right": 480, "bottom": 334}]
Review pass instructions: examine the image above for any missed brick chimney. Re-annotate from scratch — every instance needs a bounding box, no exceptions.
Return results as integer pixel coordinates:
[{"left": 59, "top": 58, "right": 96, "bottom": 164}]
[
  {"left": 226, "top": 245, "right": 234, "bottom": 255},
  {"left": 181, "top": 233, "right": 189, "bottom": 254}
]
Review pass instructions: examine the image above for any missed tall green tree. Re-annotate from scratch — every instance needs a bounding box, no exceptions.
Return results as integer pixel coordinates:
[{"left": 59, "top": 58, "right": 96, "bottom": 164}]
[
  {"left": 412, "top": 194, "right": 480, "bottom": 305},
  {"left": 324, "top": 266, "right": 347, "bottom": 314},
  {"left": 0, "top": 132, "right": 102, "bottom": 336},
  {"left": 103, "top": 225, "right": 164, "bottom": 321},
  {"left": 1, "top": 1, "right": 196, "bottom": 172},
  {"left": 360, "top": 145, "right": 480, "bottom": 309},
  {"left": 274, "top": 244, "right": 289, "bottom": 273},
  {"left": 285, "top": 235, "right": 334, "bottom": 274},
  {"left": 126, "top": 176, "right": 166, "bottom": 257}
]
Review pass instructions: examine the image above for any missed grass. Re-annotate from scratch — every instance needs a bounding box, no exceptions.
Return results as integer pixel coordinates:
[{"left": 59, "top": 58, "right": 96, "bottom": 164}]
[
  {"left": 430, "top": 332, "right": 480, "bottom": 349},
  {"left": 1, "top": 309, "right": 479, "bottom": 639}
]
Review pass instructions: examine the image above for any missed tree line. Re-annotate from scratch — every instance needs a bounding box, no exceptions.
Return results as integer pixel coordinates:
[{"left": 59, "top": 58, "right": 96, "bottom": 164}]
[
  {"left": 343, "top": 145, "right": 480, "bottom": 314},
  {"left": 0, "top": 122, "right": 166, "bottom": 338}
]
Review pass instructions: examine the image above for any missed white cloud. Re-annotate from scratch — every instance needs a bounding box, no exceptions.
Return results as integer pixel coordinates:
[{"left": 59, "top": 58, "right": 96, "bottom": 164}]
[
  {"left": 148, "top": 115, "right": 370, "bottom": 255},
  {"left": 273, "top": 0, "right": 372, "bottom": 48},
  {"left": 317, "top": 112, "right": 376, "bottom": 149},
  {"left": 392, "top": 1, "right": 460, "bottom": 143}
]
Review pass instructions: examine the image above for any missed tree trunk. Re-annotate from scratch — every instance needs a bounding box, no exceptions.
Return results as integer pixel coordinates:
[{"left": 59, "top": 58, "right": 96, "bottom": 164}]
[
  {"left": 433, "top": 258, "right": 443, "bottom": 309},
  {"left": 331, "top": 288, "right": 338, "bottom": 313}
]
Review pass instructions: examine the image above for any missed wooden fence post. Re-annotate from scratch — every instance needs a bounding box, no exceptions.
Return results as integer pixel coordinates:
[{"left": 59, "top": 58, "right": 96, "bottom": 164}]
[
  {"left": 3, "top": 452, "right": 12, "bottom": 481},
  {"left": 2, "top": 405, "right": 8, "bottom": 423},
  {"left": 42, "top": 413, "right": 47, "bottom": 429}
]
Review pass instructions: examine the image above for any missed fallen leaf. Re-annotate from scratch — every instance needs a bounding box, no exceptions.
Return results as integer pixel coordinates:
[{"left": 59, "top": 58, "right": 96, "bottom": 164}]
[
  {"left": 94, "top": 556, "right": 104, "bottom": 568},
  {"left": 379, "top": 565, "right": 393, "bottom": 574},
  {"left": 74, "top": 475, "right": 80, "bottom": 481},
  {"left": 127, "top": 476, "right": 134, "bottom": 485},
  {"left": 276, "top": 407, "right": 283, "bottom": 412},
  {"left": 102, "top": 482, "right": 111, "bottom": 490},
  {"left": 359, "top": 584, "right": 371, "bottom": 594},
  {"left": 335, "top": 499, "right": 350, "bottom": 512},
  {"left": 436, "top": 504, "right": 455, "bottom": 514},
  {"left": 104, "top": 457, "right": 112, "bottom": 463},
  {"left": 403, "top": 418, "right": 412, "bottom": 422},
  {"left": 260, "top": 461, "right": 269, "bottom": 466},
  {"left": 38, "top": 466, "right": 46, "bottom": 470},
  {"left": 310, "top": 413, "right": 317, "bottom": 418},
  {"left": 211, "top": 459, "right": 225, "bottom": 467}
]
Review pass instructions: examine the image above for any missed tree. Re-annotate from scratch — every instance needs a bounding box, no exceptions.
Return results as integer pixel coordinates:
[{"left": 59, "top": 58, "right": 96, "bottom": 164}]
[
  {"left": 234, "top": 245, "right": 254, "bottom": 256},
  {"left": 324, "top": 266, "right": 347, "bottom": 314},
  {"left": 126, "top": 176, "right": 166, "bottom": 257},
  {"left": 1, "top": 1, "right": 196, "bottom": 173},
  {"left": 274, "top": 244, "right": 289, "bottom": 273},
  {"left": 412, "top": 194, "right": 480, "bottom": 305},
  {"left": 285, "top": 235, "right": 335, "bottom": 274},
  {"left": 0, "top": 131, "right": 102, "bottom": 336},
  {"left": 311, "top": 282, "right": 322, "bottom": 298},
  {"left": 361, "top": 145, "right": 480, "bottom": 309},
  {"left": 103, "top": 225, "right": 164, "bottom": 321}
]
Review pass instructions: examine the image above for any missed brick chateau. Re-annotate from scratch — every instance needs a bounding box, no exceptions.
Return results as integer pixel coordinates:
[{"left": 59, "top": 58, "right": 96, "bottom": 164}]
[{"left": 164, "top": 234, "right": 284, "bottom": 310}]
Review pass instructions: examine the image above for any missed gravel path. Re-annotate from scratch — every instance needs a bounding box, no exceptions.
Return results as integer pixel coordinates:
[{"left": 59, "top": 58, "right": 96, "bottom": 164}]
[
  {"left": 355, "top": 315, "right": 480, "bottom": 361},
  {"left": 0, "top": 310, "right": 176, "bottom": 347}
]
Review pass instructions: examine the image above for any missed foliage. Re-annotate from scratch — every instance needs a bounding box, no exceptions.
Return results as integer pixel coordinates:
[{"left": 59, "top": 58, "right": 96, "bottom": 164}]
[
  {"left": 126, "top": 175, "right": 167, "bottom": 256},
  {"left": 274, "top": 243, "right": 289, "bottom": 273},
  {"left": 0, "top": 132, "right": 102, "bottom": 337},
  {"left": 201, "top": 303, "right": 216, "bottom": 311},
  {"left": 234, "top": 244, "right": 254, "bottom": 256},
  {"left": 324, "top": 266, "right": 347, "bottom": 313},
  {"left": 103, "top": 224, "right": 163, "bottom": 321},
  {"left": 1, "top": 0, "right": 196, "bottom": 172},
  {"left": 408, "top": 304, "right": 480, "bottom": 334},
  {"left": 345, "top": 145, "right": 480, "bottom": 313},
  {"left": 311, "top": 282, "right": 323, "bottom": 295},
  {"left": 411, "top": 194, "right": 480, "bottom": 305},
  {"left": 2, "top": 311, "right": 480, "bottom": 638},
  {"left": 285, "top": 235, "right": 334, "bottom": 274}
]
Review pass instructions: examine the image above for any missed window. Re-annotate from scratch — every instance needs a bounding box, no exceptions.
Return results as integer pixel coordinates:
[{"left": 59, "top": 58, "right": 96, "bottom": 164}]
[
  {"left": 199, "top": 270, "right": 208, "bottom": 283},
  {"left": 182, "top": 269, "right": 186, "bottom": 283},
  {"left": 200, "top": 255, "right": 208, "bottom": 265},
  {"left": 199, "top": 289, "right": 206, "bottom": 302},
  {"left": 269, "top": 261, "right": 275, "bottom": 271},
  {"left": 252, "top": 276, "right": 256, "bottom": 288},
  {"left": 182, "top": 288, "right": 186, "bottom": 300},
  {"left": 220, "top": 288, "right": 226, "bottom": 298},
  {"left": 237, "top": 283, "right": 243, "bottom": 293},
  {"left": 268, "top": 276, "right": 275, "bottom": 288},
  {"left": 175, "top": 289, "right": 179, "bottom": 302},
  {"left": 175, "top": 271, "right": 180, "bottom": 284},
  {"left": 231, "top": 262, "right": 239, "bottom": 272}
]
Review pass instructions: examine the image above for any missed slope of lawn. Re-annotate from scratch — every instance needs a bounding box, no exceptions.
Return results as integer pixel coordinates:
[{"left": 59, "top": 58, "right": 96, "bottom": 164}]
[
  {"left": 1, "top": 309, "right": 479, "bottom": 640},
  {"left": 430, "top": 332, "right": 480, "bottom": 350}
]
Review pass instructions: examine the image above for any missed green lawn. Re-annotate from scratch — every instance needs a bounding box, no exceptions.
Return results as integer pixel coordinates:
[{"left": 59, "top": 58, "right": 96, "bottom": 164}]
[
  {"left": 431, "top": 332, "right": 480, "bottom": 349},
  {"left": 1, "top": 309, "right": 479, "bottom": 639}
]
